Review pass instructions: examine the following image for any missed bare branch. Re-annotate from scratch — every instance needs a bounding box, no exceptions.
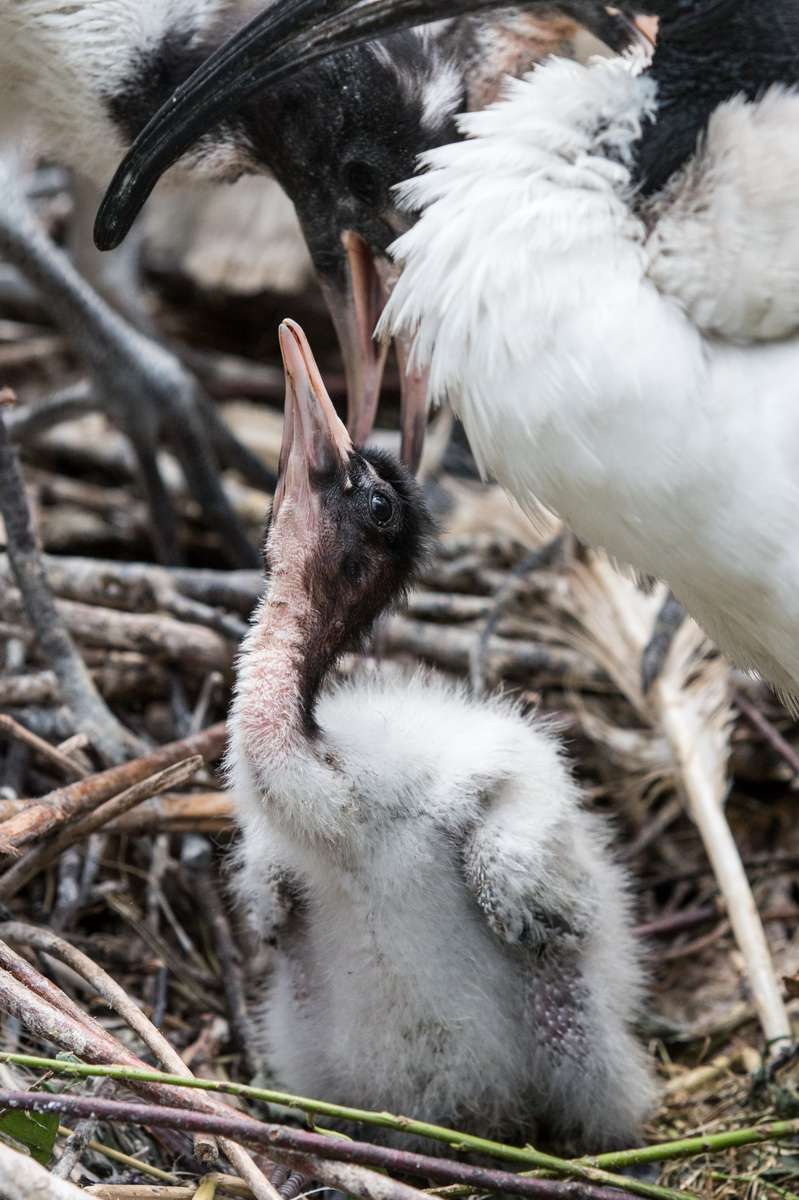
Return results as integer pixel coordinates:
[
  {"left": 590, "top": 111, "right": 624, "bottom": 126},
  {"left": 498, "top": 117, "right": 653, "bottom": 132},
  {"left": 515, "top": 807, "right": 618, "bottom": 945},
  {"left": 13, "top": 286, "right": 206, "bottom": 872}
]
[
  {"left": 0, "top": 755, "right": 201, "bottom": 898},
  {"left": 0, "top": 1143, "right": 94, "bottom": 1200},
  {"left": 0, "top": 1091, "right": 666, "bottom": 1200},
  {"left": 0, "top": 722, "right": 227, "bottom": 856},
  {"left": 0, "top": 408, "right": 141, "bottom": 764}
]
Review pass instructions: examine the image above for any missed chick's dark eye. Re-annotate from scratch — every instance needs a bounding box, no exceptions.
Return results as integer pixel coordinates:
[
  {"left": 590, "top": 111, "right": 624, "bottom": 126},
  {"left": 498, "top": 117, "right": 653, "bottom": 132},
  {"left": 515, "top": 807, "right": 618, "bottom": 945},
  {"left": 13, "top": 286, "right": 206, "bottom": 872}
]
[
  {"left": 343, "top": 159, "right": 382, "bottom": 208},
  {"left": 369, "top": 490, "right": 394, "bottom": 526}
]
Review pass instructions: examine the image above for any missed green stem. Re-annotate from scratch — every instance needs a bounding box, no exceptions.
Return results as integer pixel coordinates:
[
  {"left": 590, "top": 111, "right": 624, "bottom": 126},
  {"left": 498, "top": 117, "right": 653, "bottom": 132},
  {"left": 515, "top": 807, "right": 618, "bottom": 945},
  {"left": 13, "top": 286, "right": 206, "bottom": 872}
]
[
  {"left": 5, "top": 1050, "right": 790, "bottom": 1198},
  {"left": 0, "top": 1050, "right": 618, "bottom": 1172},
  {"left": 578, "top": 1119, "right": 799, "bottom": 1169}
]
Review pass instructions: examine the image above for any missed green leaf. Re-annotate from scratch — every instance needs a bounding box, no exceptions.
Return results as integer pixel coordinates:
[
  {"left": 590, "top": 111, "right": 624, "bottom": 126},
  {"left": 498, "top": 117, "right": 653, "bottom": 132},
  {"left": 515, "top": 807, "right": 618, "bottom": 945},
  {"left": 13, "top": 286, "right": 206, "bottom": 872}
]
[{"left": 0, "top": 1106, "right": 59, "bottom": 1164}]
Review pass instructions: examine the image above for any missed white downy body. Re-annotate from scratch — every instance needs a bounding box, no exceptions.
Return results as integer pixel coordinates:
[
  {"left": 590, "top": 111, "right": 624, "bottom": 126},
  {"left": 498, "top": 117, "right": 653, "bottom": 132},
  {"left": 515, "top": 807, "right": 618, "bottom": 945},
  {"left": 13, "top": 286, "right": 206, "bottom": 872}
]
[
  {"left": 228, "top": 570, "right": 653, "bottom": 1152},
  {"left": 383, "top": 55, "right": 799, "bottom": 699}
]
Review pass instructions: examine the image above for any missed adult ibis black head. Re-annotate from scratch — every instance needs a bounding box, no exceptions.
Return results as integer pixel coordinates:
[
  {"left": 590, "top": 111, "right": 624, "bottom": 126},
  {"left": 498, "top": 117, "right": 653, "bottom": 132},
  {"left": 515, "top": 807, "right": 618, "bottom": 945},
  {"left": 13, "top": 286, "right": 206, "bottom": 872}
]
[
  {"left": 244, "top": 32, "right": 464, "bottom": 465},
  {"left": 94, "top": 0, "right": 799, "bottom": 227},
  {"left": 94, "top": 2, "right": 637, "bottom": 470}
]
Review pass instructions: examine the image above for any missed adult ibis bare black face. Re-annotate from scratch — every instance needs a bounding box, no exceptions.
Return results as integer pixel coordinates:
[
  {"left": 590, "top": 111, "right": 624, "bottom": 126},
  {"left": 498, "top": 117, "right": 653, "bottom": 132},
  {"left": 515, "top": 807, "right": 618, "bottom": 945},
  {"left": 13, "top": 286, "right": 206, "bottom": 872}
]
[
  {"left": 94, "top": 1, "right": 637, "bottom": 471},
  {"left": 244, "top": 34, "right": 462, "bottom": 466}
]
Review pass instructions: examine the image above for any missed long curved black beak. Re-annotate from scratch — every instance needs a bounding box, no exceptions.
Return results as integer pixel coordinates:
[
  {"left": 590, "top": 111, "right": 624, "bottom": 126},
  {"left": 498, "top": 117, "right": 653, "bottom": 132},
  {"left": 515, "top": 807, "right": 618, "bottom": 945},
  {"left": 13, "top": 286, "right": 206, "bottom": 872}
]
[{"left": 93, "top": 0, "right": 639, "bottom": 251}]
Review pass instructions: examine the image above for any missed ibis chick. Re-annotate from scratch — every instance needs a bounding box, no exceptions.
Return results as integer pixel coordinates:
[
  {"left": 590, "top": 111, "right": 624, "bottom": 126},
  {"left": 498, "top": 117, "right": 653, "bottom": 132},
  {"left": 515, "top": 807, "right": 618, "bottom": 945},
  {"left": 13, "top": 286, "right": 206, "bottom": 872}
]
[{"left": 227, "top": 319, "right": 653, "bottom": 1154}]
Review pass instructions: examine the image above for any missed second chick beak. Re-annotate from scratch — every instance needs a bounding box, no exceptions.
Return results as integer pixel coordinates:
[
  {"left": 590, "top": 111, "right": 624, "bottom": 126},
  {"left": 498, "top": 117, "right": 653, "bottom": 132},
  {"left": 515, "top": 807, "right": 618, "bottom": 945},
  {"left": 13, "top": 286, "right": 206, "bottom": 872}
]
[
  {"left": 318, "top": 231, "right": 390, "bottom": 455},
  {"left": 324, "top": 231, "right": 429, "bottom": 474},
  {"left": 273, "top": 319, "right": 353, "bottom": 523}
]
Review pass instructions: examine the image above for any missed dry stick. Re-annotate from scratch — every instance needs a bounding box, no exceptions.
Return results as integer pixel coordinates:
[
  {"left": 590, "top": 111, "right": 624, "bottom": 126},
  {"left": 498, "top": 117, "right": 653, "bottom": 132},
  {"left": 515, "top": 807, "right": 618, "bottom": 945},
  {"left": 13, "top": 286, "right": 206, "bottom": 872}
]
[
  {"left": 0, "top": 712, "right": 88, "bottom": 781},
  {"left": 0, "top": 721, "right": 227, "bottom": 856},
  {"left": 6, "top": 380, "right": 98, "bottom": 444},
  {"left": 380, "top": 615, "right": 601, "bottom": 689},
  {"left": 469, "top": 537, "right": 564, "bottom": 696},
  {"left": 0, "top": 554, "right": 263, "bottom": 618},
  {"left": 0, "top": 1142, "right": 94, "bottom": 1200},
  {"left": 0, "top": 408, "right": 141, "bottom": 766},
  {"left": 0, "top": 757, "right": 203, "bottom": 898},
  {"left": 0, "top": 1092, "right": 661, "bottom": 1200},
  {"left": 0, "top": 669, "right": 59, "bottom": 706},
  {"left": 0, "top": 1002, "right": 273, "bottom": 1200},
  {"left": 0, "top": 589, "right": 234, "bottom": 673},
  {"left": 85, "top": 1183, "right": 248, "bottom": 1199},
  {"left": 0, "top": 792, "right": 233, "bottom": 836},
  {"left": 0, "top": 662, "right": 172, "bottom": 708},
  {"left": 53, "top": 1077, "right": 110, "bottom": 1181},
  {"left": 0, "top": 925, "right": 278, "bottom": 1200},
  {"left": 183, "top": 839, "right": 256, "bottom": 1075},
  {"left": 735, "top": 691, "right": 799, "bottom": 779}
]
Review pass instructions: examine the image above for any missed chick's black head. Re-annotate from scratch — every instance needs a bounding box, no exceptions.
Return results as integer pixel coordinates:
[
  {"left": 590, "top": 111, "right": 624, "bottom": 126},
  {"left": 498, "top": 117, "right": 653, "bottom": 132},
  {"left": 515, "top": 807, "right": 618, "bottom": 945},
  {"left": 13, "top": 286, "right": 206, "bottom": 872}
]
[
  {"left": 263, "top": 445, "right": 433, "bottom": 724},
  {"left": 312, "top": 446, "right": 433, "bottom": 620}
]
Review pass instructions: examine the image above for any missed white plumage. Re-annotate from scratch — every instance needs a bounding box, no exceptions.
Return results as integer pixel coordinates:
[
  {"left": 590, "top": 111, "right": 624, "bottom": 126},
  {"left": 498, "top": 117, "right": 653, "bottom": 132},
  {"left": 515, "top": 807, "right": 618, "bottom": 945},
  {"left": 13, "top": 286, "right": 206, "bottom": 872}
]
[
  {"left": 229, "top": 659, "right": 653, "bottom": 1151},
  {"left": 383, "top": 53, "right": 799, "bottom": 699},
  {"left": 645, "top": 87, "right": 799, "bottom": 343}
]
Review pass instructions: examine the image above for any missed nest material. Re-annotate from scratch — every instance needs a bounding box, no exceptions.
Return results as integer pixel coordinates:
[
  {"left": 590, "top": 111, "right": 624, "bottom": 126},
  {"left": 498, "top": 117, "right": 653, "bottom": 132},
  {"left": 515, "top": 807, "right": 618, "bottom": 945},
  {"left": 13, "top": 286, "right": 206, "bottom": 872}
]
[{"left": 0, "top": 171, "right": 796, "bottom": 1200}]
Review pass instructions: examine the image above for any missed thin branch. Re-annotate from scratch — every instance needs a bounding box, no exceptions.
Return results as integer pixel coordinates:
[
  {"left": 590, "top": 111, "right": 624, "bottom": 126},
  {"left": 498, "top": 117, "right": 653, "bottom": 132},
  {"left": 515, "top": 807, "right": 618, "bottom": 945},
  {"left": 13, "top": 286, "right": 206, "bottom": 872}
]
[
  {"left": 0, "top": 712, "right": 88, "bottom": 781},
  {"left": 380, "top": 614, "right": 601, "bottom": 689},
  {"left": 184, "top": 838, "right": 257, "bottom": 1074},
  {"left": 0, "top": 791, "right": 232, "bottom": 837},
  {"left": 0, "top": 1091, "right": 674, "bottom": 1200},
  {"left": 470, "top": 536, "right": 563, "bottom": 695},
  {"left": 0, "top": 406, "right": 141, "bottom": 764},
  {"left": 7, "top": 381, "right": 99, "bottom": 445},
  {"left": 0, "top": 588, "right": 234, "bottom": 671},
  {"left": 736, "top": 691, "right": 799, "bottom": 779},
  {"left": 0, "top": 757, "right": 203, "bottom": 898},
  {"left": 0, "top": 1143, "right": 94, "bottom": 1200},
  {"left": 0, "top": 555, "right": 262, "bottom": 618},
  {"left": 53, "top": 1077, "right": 110, "bottom": 1181},
  {"left": 0, "top": 721, "right": 227, "bottom": 856}
]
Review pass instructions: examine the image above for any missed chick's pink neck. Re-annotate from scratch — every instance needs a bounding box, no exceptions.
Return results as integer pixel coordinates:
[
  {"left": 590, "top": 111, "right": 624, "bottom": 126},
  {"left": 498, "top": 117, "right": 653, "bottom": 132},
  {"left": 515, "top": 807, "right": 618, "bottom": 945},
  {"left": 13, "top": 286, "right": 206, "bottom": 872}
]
[{"left": 234, "top": 538, "right": 316, "bottom": 767}]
